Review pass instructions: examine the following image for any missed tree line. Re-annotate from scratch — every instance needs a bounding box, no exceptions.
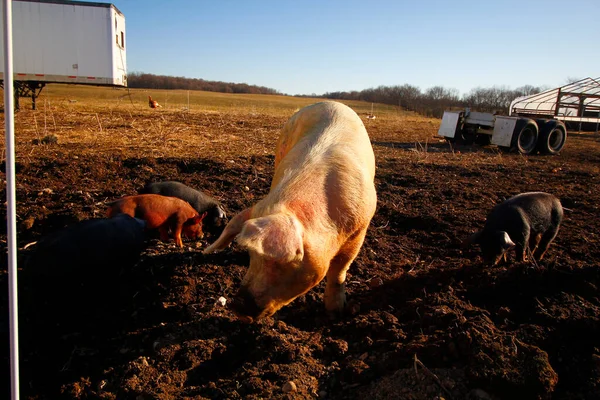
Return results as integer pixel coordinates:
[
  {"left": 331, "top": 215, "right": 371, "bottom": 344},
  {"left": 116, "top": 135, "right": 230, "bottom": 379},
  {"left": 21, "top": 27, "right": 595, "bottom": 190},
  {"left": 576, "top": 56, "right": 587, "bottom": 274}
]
[
  {"left": 128, "top": 71, "right": 550, "bottom": 118},
  {"left": 322, "top": 84, "right": 547, "bottom": 118},
  {"left": 127, "top": 72, "right": 281, "bottom": 95}
]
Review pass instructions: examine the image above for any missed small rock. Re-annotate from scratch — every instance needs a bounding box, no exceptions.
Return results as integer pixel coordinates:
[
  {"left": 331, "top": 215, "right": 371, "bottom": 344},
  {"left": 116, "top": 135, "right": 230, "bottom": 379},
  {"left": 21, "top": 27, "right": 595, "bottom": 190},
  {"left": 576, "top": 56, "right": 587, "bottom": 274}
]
[
  {"left": 243, "top": 186, "right": 250, "bottom": 191},
  {"left": 97, "top": 380, "right": 107, "bottom": 391},
  {"left": 19, "top": 217, "right": 35, "bottom": 230},
  {"left": 43, "top": 134, "right": 58, "bottom": 144},
  {"left": 215, "top": 296, "right": 227, "bottom": 307},
  {"left": 326, "top": 338, "right": 348, "bottom": 355},
  {"left": 369, "top": 277, "right": 384, "bottom": 288},
  {"left": 32, "top": 134, "right": 59, "bottom": 145},
  {"left": 282, "top": 381, "right": 297, "bottom": 393}
]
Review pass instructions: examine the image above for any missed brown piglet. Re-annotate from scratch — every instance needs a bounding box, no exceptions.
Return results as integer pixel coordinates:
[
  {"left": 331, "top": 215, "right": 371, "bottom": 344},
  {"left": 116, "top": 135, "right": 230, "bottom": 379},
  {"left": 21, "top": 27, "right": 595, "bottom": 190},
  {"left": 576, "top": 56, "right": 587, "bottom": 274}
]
[{"left": 107, "top": 194, "right": 207, "bottom": 247}]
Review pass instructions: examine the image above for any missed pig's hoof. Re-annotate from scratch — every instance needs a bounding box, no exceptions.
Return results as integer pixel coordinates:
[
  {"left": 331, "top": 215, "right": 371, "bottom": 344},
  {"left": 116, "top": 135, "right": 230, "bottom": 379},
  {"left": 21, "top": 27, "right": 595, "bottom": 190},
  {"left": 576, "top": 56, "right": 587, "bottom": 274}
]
[
  {"left": 327, "top": 308, "right": 344, "bottom": 320},
  {"left": 325, "top": 299, "right": 347, "bottom": 320},
  {"left": 325, "top": 300, "right": 346, "bottom": 319}
]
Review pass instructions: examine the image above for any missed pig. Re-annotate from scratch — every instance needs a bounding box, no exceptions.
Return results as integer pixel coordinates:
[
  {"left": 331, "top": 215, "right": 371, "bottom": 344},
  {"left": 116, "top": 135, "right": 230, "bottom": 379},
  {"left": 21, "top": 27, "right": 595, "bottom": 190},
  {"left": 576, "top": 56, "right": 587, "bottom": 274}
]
[
  {"left": 106, "top": 194, "right": 207, "bottom": 247},
  {"left": 22, "top": 214, "right": 148, "bottom": 331},
  {"left": 203, "top": 101, "right": 377, "bottom": 323},
  {"left": 25, "top": 213, "right": 147, "bottom": 277},
  {"left": 139, "top": 181, "right": 227, "bottom": 235},
  {"left": 464, "top": 192, "right": 563, "bottom": 265}
]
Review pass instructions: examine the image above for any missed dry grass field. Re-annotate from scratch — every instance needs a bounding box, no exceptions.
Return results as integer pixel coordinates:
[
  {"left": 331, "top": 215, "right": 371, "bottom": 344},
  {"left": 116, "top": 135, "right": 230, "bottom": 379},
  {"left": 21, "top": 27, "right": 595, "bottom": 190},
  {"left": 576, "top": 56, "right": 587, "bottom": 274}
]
[{"left": 1, "top": 84, "right": 600, "bottom": 399}]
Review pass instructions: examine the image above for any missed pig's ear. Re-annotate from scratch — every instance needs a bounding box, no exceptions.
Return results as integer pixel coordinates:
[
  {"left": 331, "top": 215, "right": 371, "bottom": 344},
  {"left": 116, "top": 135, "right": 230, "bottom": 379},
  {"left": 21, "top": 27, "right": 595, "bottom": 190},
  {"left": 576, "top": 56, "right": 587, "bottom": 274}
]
[
  {"left": 461, "top": 231, "right": 482, "bottom": 248},
  {"left": 499, "top": 231, "right": 515, "bottom": 250},
  {"left": 203, "top": 208, "right": 252, "bottom": 254},
  {"left": 189, "top": 212, "right": 207, "bottom": 225},
  {"left": 236, "top": 214, "right": 304, "bottom": 263}
]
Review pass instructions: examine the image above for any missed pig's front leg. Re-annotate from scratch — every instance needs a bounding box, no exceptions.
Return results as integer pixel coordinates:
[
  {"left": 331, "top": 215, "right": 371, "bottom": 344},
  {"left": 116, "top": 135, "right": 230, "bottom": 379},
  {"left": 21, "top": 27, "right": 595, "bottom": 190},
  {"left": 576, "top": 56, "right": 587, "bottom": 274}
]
[{"left": 325, "top": 229, "right": 368, "bottom": 317}]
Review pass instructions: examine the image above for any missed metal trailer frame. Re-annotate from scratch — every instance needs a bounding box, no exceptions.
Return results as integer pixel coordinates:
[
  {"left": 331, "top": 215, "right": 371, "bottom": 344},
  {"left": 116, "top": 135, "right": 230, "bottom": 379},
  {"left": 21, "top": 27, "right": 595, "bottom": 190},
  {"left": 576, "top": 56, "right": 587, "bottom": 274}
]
[
  {"left": 0, "top": 80, "right": 44, "bottom": 110},
  {"left": 510, "top": 77, "right": 600, "bottom": 133}
]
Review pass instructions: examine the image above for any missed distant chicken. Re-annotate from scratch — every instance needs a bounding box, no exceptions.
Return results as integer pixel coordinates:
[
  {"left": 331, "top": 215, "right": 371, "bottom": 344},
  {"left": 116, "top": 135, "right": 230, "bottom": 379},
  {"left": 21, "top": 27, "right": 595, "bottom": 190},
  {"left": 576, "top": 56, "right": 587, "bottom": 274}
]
[{"left": 148, "top": 96, "right": 161, "bottom": 109}]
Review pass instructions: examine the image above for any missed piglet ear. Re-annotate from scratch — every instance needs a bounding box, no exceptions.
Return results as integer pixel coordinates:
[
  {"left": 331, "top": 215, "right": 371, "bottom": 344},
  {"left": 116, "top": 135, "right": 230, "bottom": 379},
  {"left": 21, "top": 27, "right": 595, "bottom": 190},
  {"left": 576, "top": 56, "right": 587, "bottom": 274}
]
[
  {"left": 236, "top": 213, "right": 304, "bottom": 263},
  {"left": 499, "top": 231, "right": 515, "bottom": 250},
  {"left": 203, "top": 208, "right": 252, "bottom": 254},
  {"left": 188, "top": 212, "right": 207, "bottom": 225}
]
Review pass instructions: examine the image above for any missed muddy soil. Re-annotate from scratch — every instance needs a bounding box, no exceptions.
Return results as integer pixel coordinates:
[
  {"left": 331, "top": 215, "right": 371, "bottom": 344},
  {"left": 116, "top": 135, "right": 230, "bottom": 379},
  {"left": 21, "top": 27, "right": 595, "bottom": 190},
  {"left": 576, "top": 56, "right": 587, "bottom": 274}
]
[{"left": 1, "top": 108, "right": 600, "bottom": 400}]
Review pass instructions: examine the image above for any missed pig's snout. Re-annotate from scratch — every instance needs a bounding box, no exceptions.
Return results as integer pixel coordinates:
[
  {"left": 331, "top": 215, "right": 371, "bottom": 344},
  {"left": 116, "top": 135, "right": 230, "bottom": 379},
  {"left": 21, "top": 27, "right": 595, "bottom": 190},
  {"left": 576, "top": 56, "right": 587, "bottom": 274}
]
[{"left": 230, "top": 287, "right": 262, "bottom": 323}]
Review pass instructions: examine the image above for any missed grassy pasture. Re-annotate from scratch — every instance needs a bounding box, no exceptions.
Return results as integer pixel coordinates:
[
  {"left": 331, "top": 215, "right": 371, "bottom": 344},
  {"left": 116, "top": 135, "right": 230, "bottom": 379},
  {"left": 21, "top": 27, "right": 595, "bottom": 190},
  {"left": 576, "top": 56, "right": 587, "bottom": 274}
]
[
  {"left": 2, "top": 83, "right": 442, "bottom": 162},
  {"left": 37, "top": 84, "right": 402, "bottom": 116}
]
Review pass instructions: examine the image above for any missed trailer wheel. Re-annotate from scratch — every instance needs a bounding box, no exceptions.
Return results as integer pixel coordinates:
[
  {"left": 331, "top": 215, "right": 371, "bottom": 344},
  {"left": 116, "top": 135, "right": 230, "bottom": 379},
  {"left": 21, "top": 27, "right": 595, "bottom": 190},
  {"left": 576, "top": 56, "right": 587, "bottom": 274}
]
[
  {"left": 537, "top": 120, "right": 567, "bottom": 154},
  {"left": 511, "top": 119, "right": 538, "bottom": 155}
]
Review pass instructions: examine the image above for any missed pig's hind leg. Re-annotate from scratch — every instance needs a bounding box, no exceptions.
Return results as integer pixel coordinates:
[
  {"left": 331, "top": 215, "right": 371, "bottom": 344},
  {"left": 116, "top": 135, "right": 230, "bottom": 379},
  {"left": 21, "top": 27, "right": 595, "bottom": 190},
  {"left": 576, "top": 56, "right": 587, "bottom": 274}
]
[
  {"left": 170, "top": 212, "right": 189, "bottom": 248},
  {"left": 533, "top": 226, "right": 560, "bottom": 261},
  {"left": 157, "top": 225, "right": 171, "bottom": 243},
  {"left": 325, "top": 228, "right": 368, "bottom": 317}
]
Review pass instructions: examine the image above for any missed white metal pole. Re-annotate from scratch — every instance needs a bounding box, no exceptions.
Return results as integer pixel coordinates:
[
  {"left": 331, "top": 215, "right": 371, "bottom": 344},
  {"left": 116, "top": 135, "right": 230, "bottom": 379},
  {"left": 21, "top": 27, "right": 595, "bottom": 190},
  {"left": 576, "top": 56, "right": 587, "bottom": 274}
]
[{"left": 3, "top": 0, "right": 20, "bottom": 399}]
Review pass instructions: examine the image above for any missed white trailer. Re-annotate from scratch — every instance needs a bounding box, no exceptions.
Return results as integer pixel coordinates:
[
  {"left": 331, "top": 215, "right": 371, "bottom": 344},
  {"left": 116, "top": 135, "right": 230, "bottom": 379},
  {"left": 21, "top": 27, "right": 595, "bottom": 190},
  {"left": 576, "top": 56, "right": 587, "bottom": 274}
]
[
  {"left": 438, "top": 78, "right": 600, "bottom": 155},
  {"left": 0, "top": 0, "right": 127, "bottom": 109}
]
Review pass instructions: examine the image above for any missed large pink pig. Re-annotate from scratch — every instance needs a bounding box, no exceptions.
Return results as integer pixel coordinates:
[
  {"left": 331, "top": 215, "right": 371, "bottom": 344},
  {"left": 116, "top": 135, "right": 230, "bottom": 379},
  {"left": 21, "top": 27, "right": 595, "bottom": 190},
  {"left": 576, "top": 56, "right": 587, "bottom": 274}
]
[{"left": 204, "top": 101, "right": 377, "bottom": 322}]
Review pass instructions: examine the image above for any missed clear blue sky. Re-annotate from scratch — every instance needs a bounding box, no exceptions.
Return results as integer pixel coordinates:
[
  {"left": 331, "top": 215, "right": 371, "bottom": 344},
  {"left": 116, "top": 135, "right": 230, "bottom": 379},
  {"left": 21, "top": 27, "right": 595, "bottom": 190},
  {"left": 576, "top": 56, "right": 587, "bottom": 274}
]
[{"left": 115, "top": 0, "right": 599, "bottom": 96}]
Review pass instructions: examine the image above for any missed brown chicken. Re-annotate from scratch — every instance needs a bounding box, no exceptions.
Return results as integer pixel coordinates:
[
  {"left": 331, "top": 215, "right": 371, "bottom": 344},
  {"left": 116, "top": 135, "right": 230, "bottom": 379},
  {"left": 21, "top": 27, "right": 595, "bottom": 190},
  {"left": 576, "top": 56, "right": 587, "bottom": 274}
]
[{"left": 148, "top": 95, "right": 161, "bottom": 108}]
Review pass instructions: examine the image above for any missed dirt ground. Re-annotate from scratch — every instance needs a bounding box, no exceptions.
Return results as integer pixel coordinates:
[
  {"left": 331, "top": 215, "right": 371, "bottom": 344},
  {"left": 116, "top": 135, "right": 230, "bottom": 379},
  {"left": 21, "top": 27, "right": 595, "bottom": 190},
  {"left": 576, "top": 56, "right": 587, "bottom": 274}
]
[{"left": 1, "top": 102, "right": 600, "bottom": 400}]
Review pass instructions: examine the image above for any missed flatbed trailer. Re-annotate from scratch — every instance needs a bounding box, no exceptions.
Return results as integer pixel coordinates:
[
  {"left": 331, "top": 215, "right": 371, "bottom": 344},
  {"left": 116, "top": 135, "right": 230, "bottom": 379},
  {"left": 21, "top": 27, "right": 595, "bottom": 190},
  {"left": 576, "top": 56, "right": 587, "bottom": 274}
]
[{"left": 438, "top": 77, "right": 600, "bottom": 155}]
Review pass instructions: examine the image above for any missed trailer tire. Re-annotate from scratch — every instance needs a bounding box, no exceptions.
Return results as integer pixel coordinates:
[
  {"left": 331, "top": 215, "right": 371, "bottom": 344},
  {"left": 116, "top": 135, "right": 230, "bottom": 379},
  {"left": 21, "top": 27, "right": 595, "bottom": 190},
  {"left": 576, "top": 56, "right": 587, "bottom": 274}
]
[
  {"left": 511, "top": 119, "right": 538, "bottom": 155},
  {"left": 536, "top": 120, "right": 567, "bottom": 154}
]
